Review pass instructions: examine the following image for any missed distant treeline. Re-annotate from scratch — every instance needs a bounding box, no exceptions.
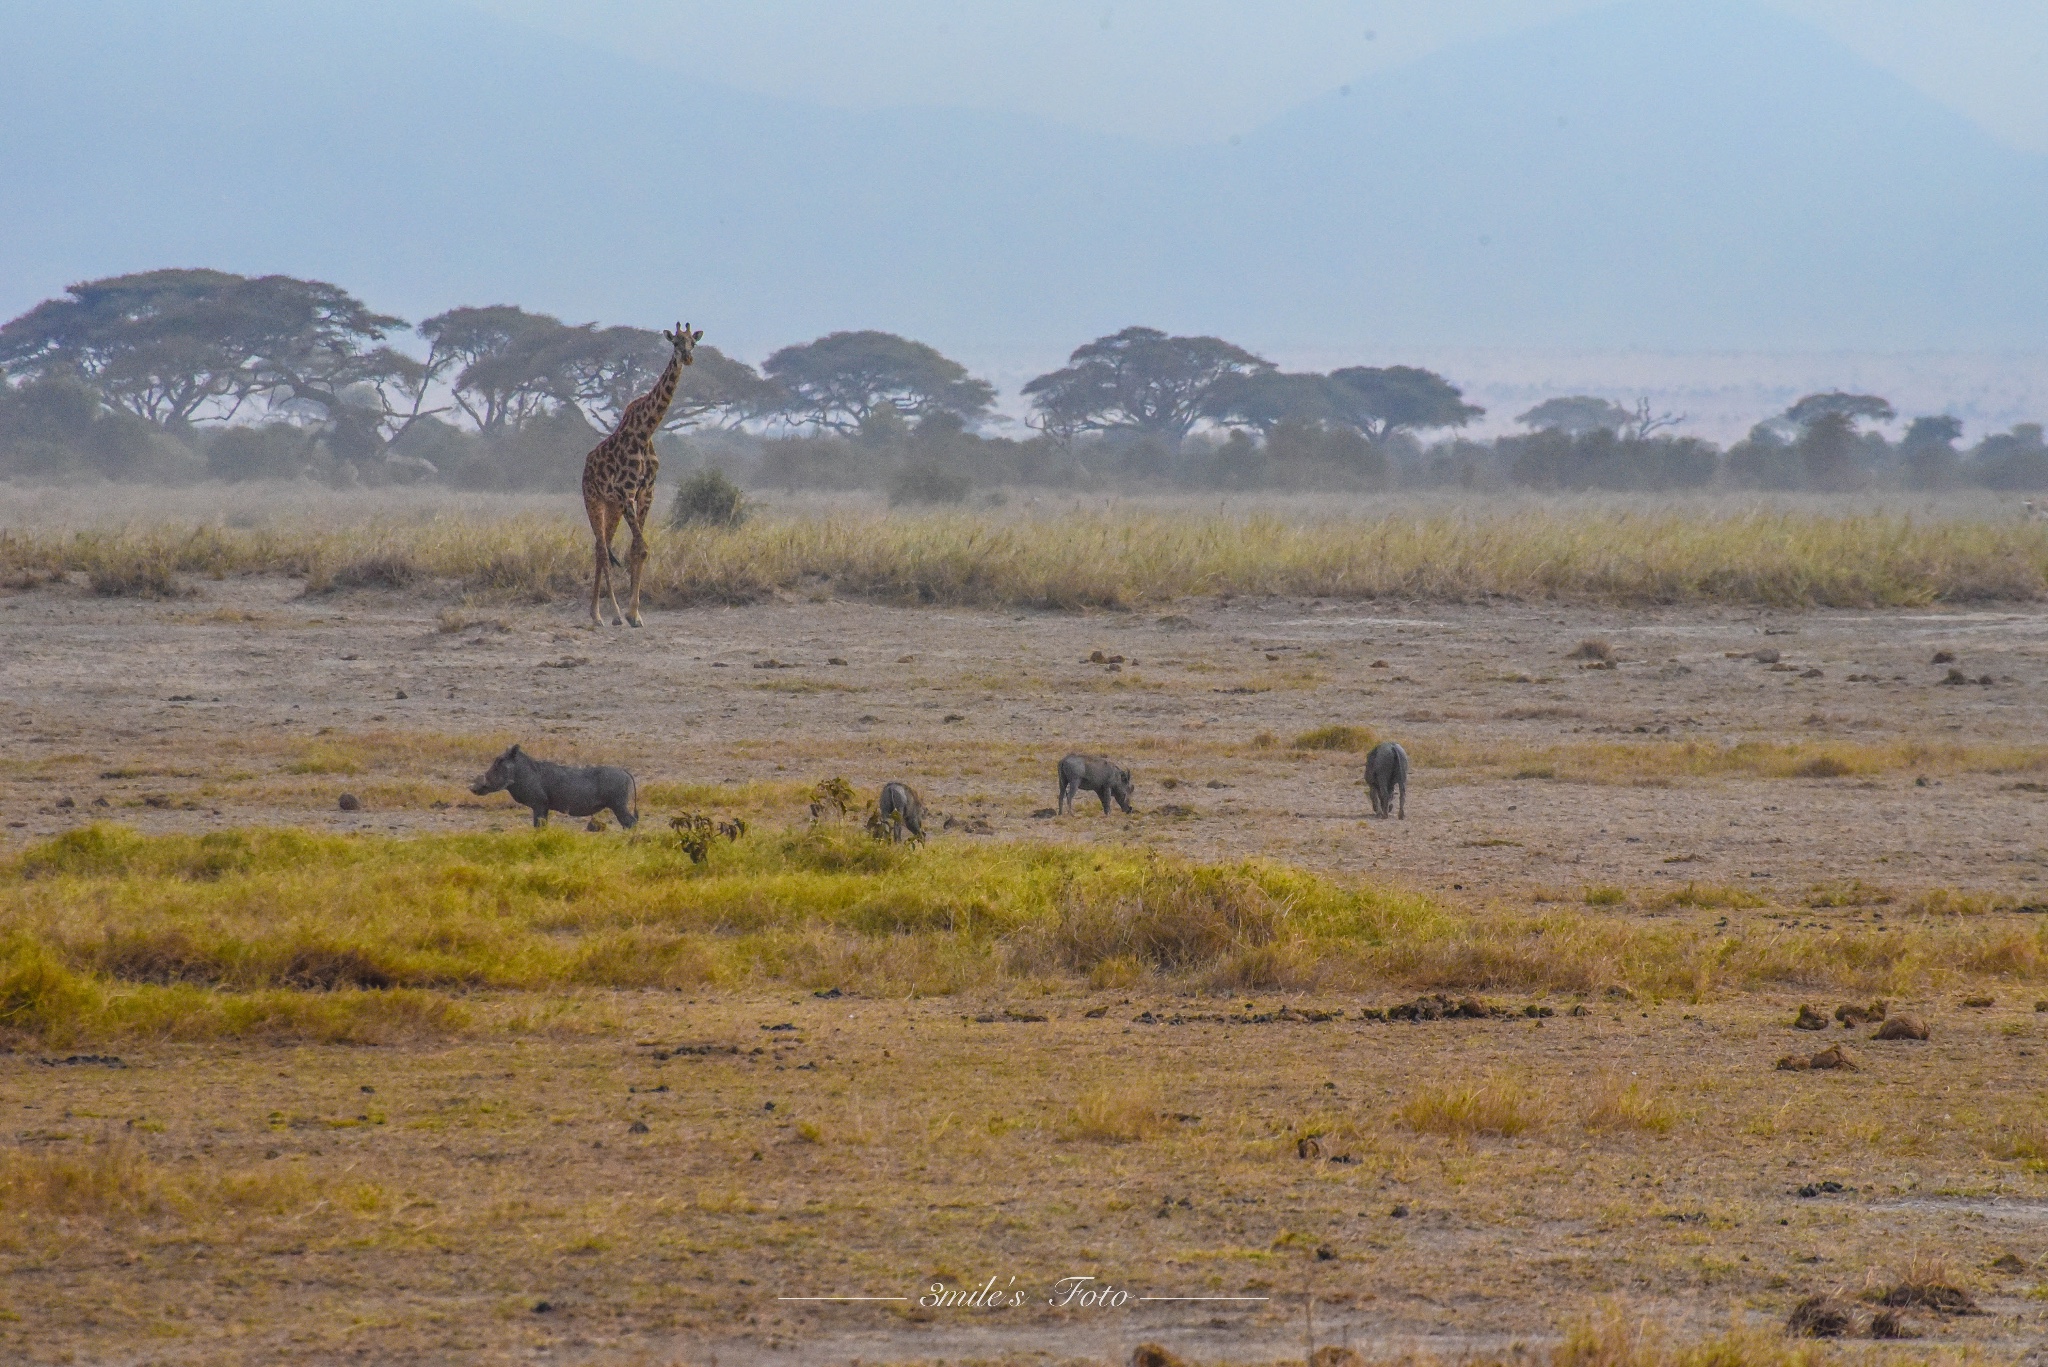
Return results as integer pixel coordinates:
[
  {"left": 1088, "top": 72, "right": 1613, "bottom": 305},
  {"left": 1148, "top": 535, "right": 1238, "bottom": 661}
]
[{"left": 3, "top": 268, "right": 2044, "bottom": 497}]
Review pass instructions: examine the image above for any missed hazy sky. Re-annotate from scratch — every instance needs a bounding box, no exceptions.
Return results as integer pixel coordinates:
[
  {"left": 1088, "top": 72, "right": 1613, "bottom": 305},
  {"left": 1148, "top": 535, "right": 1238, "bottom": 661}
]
[{"left": 463, "top": 0, "right": 2048, "bottom": 149}]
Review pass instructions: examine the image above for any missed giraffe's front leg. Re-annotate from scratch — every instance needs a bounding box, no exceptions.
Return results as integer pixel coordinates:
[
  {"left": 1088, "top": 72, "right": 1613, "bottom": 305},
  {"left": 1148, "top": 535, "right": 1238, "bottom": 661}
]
[
  {"left": 623, "top": 487, "right": 653, "bottom": 628},
  {"left": 600, "top": 504, "right": 631, "bottom": 626},
  {"left": 584, "top": 496, "right": 611, "bottom": 628}
]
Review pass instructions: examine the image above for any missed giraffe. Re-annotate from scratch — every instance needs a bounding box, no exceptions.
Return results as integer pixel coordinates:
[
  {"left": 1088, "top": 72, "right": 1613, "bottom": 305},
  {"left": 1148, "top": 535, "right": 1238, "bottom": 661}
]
[{"left": 581, "top": 322, "right": 700, "bottom": 627}]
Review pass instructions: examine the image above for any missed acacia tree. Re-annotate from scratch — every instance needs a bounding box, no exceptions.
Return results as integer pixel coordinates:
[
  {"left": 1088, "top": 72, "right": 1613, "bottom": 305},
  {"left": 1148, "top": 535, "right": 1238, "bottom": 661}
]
[
  {"left": 417, "top": 306, "right": 573, "bottom": 432},
  {"left": 419, "top": 310, "right": 774, "bottom": 435},
  {"left": 1023, "top": 326, "right": 1271, "bottom": 450},
  {"left": 0, "top": 269, "right": 270, "bottom": 426},
  {"left": 762, "top": 331, "right": 993, "bottom": 432},
  {"left": 222, "top": 275, "right": 427, "bottom": 460},
  {"left": 1324, "top": 366, "right": 1483, "bottom": 441},
  {"left": 1203, "top": 370, "right": 1337, "bottom": 435},
  {"left": 1785, "top": 391, "right": 1894, "bottom": 429},
  {"left": 1785, "top": 392, "right": 1893, "bottom": 492},
  {"left": 1900, "top": 414, "right": 1964, "bottom": 490},
  {"left": 1516, "top": 395, "right": 1632, "bottom": 436},
  {"left": 0, "top": 269, "right": 433, "bottom": 459},
  {"left": 560, "top": 327, "right": 777, "bottom": 433}
]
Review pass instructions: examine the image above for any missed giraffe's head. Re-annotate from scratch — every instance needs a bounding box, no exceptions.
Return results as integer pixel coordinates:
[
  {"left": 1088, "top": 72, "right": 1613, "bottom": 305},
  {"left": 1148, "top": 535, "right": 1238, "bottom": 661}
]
[{"left": 663, "top": 322, "right": 704, "bottom": 367}]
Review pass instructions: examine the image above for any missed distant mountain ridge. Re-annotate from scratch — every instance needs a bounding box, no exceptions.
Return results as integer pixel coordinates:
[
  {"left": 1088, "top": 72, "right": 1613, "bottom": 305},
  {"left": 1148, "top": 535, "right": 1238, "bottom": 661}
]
[{"left": 1, "top": 0, "right": 2042, "bottom": 367}]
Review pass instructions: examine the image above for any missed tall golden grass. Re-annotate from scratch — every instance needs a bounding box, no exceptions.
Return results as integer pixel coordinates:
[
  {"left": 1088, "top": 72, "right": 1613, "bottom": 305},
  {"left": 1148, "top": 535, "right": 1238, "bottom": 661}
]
[
  {"left": 2, "top": 823, "right": 2044, "bottom": 1045},
  {"left": 6, "top": 505, "right": 2048, "bottom": 607},
  {"left": 0, "top": 1142, "right": 336, "bottom": 1222}
]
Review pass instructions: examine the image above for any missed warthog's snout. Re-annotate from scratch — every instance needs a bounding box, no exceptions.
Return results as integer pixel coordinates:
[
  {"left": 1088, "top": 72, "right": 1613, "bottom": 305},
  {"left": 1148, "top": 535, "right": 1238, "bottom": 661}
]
[{"left": 469, "top": 778, "right": 492, "bottom": 795}]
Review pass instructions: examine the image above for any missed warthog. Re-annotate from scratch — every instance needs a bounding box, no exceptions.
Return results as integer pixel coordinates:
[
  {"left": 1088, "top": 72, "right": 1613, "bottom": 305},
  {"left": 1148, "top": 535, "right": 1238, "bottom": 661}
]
[
  {"left": 1365, "top": 741, "right": 1408, "bottom": 819},
  {"left": 878, "top": 781, "right": 926, "bottom": 843},
  {"left": 1057, "top": 753, "right": 1134, "bottom": 815},
  {"left": 470, "top": 744, "right": 638, "bottom": 829}
]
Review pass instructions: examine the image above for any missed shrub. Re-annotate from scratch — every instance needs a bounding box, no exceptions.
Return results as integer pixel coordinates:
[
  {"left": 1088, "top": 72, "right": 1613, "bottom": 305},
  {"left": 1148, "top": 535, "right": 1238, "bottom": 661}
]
[
  {"left": 88, "top": 556, "right": 189, "bottom": 599},
  {"left": 318, "top": 552, "right": 422, "bottom": 592},
  {"left": 1399, "top": 1075, "right": 1543, "bottom": 1138},
  {"left": 205, "top": 424, "right": 314, "bottom": 482},
  {"left": 887, "top": 458, "right": 971, "bottom": 506},
  {"left": 669, "top": 467, "right": 751, "bottom": 528},
  {"left": 1291, "top": 724, "right": 1378, "bottom": 752},
  {"left": 1582, "top": 1076, "right": 1676, "bottom": 1133},
  {"left": 1063, "top": 1081, "right": 1167, "bottom": 1143},
  {"left": 1040, "top": 869, "right": 1290, "bottom": 973}
]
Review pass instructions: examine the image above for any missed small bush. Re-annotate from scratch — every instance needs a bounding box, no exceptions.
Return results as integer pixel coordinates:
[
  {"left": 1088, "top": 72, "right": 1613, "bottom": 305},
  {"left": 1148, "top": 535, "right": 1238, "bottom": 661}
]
[
  {"left": 0, "top": 942, "right": 100, "bottom": 1047},
  {"left": 1660, "top": 883, "right": 1769, "bottom": 910},
  {"left": 1874, "top": 1254, "right": 1979, "bottom": 1314},
  {"left": 1063, "top": 1081, "right": 1167, "bottom": 1143},
  {"left": 1582, "top": 1076, "right": 1676, "bottom": 1133},
  {"left": 320, "top": 552, "right": 421, "bottom": 592},
  {"left": 1291, "top": 724, "right": 1378, "bottom": 752},
  {"left": 887, "top": 458, "right": 972, "bottom": 506},
  {"left": 88, "top": 556, "right": 188, "bottom": 599},
  {"left": 1400, "top": 1074, "right": 1544, "bottom": 1138},
  {"left": 1039, "top": 869, "right": 1290, "bottom": 973},
  {"left": 1568, "top": 638, "right": 1615, "bottom": 661},
  {"left": 669, "top": 467, "right": 751, "bottom": 528},
  {"left": 1802, "top": 879, "right": 1893, "bottom": 908}
]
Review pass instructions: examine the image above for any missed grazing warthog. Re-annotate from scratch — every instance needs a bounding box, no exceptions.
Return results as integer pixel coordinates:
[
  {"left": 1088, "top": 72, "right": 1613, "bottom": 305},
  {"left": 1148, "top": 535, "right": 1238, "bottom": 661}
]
[
  {"left": 1365, "top": 741, "right": 1408, "bottom": 819},
  {"left": 878, "top": 781, "right": 926, "bottom": 843},
  {"left": 470, "top": 744, "right": 638, "bottom": 829},
  {"left": 1057, "top": 753, "right": 1134, "bottom": 815}
]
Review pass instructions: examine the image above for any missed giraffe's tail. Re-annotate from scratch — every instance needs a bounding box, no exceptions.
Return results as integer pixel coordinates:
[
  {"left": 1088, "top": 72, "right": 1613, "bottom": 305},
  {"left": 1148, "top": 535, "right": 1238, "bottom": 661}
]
[{"left": 608, "top": 547, "right": 623, "bottom": 570}]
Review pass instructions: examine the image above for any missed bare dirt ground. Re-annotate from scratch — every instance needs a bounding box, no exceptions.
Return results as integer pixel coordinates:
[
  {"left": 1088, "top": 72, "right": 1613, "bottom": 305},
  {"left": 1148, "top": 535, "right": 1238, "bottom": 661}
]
[
  {"left": 5, "top": 567, "right": 2048, "bottom": 1364},
  {"left": 3, "top": 571, "right": 2046, "bottom": 902}
]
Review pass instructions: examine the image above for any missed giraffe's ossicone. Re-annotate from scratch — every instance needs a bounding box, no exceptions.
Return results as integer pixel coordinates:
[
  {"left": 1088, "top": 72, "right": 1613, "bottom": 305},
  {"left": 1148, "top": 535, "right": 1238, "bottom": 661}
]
[{"left": 581, "top": 322, "right": 701, "bottom": 627}]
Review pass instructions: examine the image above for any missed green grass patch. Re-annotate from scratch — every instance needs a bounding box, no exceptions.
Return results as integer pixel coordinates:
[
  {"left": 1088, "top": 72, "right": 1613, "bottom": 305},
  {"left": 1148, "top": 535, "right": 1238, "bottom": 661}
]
[{"left": 3, "top": 824, "right": 2045, "bottom": 1045}]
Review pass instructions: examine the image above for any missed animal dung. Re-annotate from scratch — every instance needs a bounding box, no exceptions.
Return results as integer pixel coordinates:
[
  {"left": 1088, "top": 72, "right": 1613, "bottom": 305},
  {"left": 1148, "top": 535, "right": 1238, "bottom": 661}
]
[
  {"left": 1309, "top": 1346, "right": 1365, "bottom": 1367},
  {"left": 1786, "top": 1295, "right": 1855, "bottom": 1338},
  {"left": 1778, "top": 1042, "right": 1858, "bottom": 1071},
  {"left": 1130, "top": 1346, "right": 1190, "bottom": 1367},
  {"left": 1873, "top": 1013, "right": 1929, "bottom": 1041}
]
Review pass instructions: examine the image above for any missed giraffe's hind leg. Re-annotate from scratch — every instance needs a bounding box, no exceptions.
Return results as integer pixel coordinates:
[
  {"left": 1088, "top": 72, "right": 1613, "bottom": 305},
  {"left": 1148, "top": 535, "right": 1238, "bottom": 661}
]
[{"left": 622, "top": 486, "right": 653, "bottom": 628}]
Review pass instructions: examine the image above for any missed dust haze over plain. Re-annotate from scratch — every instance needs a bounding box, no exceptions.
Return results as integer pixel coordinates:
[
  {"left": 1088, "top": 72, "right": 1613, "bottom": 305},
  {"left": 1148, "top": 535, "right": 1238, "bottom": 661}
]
[{"left": 4, "top": 0, "right": 2047, "bottom": 433}]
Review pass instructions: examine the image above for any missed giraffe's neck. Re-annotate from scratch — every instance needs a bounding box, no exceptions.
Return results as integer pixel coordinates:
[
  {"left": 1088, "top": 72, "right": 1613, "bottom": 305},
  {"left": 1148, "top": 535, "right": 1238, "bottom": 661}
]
[{"left": 616, "top": 348, "right": 686, "bottom": 443}]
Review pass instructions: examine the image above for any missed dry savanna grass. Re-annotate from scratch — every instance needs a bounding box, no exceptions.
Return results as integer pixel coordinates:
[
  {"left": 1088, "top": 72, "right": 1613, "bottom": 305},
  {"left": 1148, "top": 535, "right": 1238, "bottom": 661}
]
[
  {"left": 4, "top": 822, "right": 2046, "bottom": 1048},
  {"left": 9, "top": 505, "right": 2048, "bottom": 608},
  {"left": 1063, "top": 1079, "right": 1172, "bottom": 1143},
  {"left": 1419, "top": 735, "right": 2048, "bottom": 783},
  {"left": 1399, "top": 1073, "right": 1547, "bottom": 1138}
]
